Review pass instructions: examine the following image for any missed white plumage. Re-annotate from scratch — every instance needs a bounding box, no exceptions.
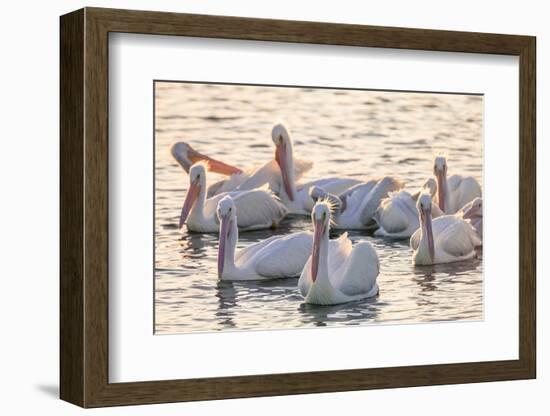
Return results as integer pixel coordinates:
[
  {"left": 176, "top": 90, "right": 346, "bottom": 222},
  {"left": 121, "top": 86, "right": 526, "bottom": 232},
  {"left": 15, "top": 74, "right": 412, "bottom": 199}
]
[
  {"left": 298, "top": 202, "right": 380, "bottom": 305},
  {"left": 456, "top": 197, "right": 483, "bottom": 241},
  {"left": 310, "top": 176, "right": 403, "bottom": 230},
  {"left": 433, "top": 155, "right": 482, "bottom": 214},
  {"left": 179, "top": 163, "right": 287, "bottom": 233},
  {"left": 207, "top": 158, "right": 313, "bottom": 198},
  {"left": 173, "top": 123, "right": 362, "bottom": 214},
  {"left": 170, "top": 125, "right": 313, "bottom": 199},
  {"left": 374, "top": 178, "right": 443, "bottom": 239},
  {"left": 216, "top": 196, "right": 312, "bottom": 281},
  {"left": 411, "top": 194, "right": 481, "bottom": 265}
]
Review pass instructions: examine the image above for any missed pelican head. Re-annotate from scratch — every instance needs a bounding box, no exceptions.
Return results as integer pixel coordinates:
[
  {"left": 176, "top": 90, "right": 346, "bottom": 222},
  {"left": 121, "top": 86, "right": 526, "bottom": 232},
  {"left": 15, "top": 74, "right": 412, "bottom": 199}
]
[
  {"left": 309, "top": 186, "right": 328, "bottom": 202},
  {"left": 272, "top": 123, "right": 296, "bottom": 201},
  {"left": 309, "top": 186, "right": 344, "bottom": 215},
  {"left": 171, "top": 142, "right": 199, "bottom": 173},
  {"left": 216, "top": 196, "right": 237, "bottom": 279},
  {"left": 417, "top": 193, "right": 435, "bottom": 263},
  {"left": 433, "top": 155, "right": 448, "bottom": 212},
  {"left": 311, "top": 201, "right": 331, "bottom": 282},
  {"left": 423, "top": 177, "right": 438, "bottom": 197},
  {"left": 171, "top": 141, "right": 242, "bottom": 176},
  {"left": 462, "top": 197, "right": 482, "bottom": 220},
  {"left": 179, "top": 162, "right": 207, "bottom": 228},
  {"left": 433, "top": 155, "right": 447, "bottom": 176}
]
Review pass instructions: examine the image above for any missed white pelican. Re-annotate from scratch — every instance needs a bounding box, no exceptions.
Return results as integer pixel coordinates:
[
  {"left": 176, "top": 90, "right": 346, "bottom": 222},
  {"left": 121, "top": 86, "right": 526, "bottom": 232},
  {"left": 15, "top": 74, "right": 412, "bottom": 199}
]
[
  {"left": 170, "top": 126, "right": 313, "bottom": 198},
  {"left": 179, "top": 163, "right": 287, "bottom": 233},
  {"left": 298, "top": 201, "right": 380, "bottom": 305},
  {"left": 216, "top": 196, "right": 313, "bottom": 281},
  {"left": 374, "top": 178, "right": 444, "bottom": 239},
  {"left": 433, "top": 155, "right": 482, "bottom": 214},
  {"left": 268, "top": 123, "right": 362, "bottom": 215},
  {"left": 457, "top": 197, "right": 483, "bottom": 240},
  {"left": 411, "top": 194, "right": 481, "bottom": 266},
  {"left": 171, "top": 123, "right": 361, "bottom": 213},
  {"left": 309, "top": 176, "right": 403, "bottom": 230}
]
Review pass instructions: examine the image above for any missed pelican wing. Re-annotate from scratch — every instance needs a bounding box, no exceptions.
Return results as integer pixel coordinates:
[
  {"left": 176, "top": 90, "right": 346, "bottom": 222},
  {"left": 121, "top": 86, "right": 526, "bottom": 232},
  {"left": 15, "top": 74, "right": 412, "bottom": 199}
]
[
  {"left": 447, "top": 174, "right": 466, "bottom": 192},
  {"left": 207, "top": 173, "right": 250, "bottom": 197},
  {"left": 298, "top": 257, "right": 313, "bottom": 297},
  {"left": 410, "top": 227, "right": 421, "bottom": 251},
  {"left": 457, "top": 198, "right": 475, "bottom": 216},
  {"left": 411, "top": 215, "right": 459, "bottom": 250},
  {"left": 235, "top": 235, "right": 282, "bottom": 265},
  {"left": 334, "top": 240, "right": 379, "bottom": 297},
  {"left": 436, "top": 217, "right": 481, "bottom": 257},
  {"left": 232, "top": 188, "right": 288, "bottom": 230},
  {"left": 298, "top": 177, "right": 362, "bottom": 198},
  {"left": 339, "top": 180, "right": 377, "bottom": 209},
  {"left": 327, "top": 233, "right": 353, "bottom": 276},
  {"left": 207, "top": 160, "right": 281, "bottom": 197},
  {"left": 447, "top": 174, "right": 482, "bottom": 212},
  {"left": 233, "top": 161, "right": 278, "bottom": 191},
  {"left": 375, "top": 191, "right": 416, "bottom": 233},
  {"left": 253, "top": 232, "right": 313, "bottom": 278},
  {"left": 344, "top": 176, "right": 403, "bottom": 225},
  {"left": 431, "top": 202, "right": 445, "bottom": 218},
  {"left": 236, "top": 158, "right": 313, "bottom": 192},
  {"left": 470, "top": 217, "right": 483, "bottom": 239}
]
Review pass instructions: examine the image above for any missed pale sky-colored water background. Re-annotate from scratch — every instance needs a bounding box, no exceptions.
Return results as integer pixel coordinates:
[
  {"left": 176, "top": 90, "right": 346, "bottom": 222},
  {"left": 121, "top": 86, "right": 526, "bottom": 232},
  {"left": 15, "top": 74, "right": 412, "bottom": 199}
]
[{"left": 154, "top": 82, "right": 483, "bottom": 334}]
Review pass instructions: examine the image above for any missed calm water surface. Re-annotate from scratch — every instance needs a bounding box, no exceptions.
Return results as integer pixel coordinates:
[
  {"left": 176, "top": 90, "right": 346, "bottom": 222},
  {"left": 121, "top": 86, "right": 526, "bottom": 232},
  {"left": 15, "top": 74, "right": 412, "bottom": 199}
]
[{"left": 154, "top": 82, "right": 483, "bottom": 334}]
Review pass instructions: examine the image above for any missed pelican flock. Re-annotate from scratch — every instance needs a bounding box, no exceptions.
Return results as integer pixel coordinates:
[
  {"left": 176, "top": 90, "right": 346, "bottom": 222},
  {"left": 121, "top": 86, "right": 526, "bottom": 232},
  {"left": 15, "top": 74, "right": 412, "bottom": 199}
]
[
  {"left": 171, "top": 122, "right": 483, "bottom": 305},
  {"left": 309, "top": 176, "right": 403, "bottom": 230},
  {"left": 172, "top": 123, "right": 361, "bottom": 214}
]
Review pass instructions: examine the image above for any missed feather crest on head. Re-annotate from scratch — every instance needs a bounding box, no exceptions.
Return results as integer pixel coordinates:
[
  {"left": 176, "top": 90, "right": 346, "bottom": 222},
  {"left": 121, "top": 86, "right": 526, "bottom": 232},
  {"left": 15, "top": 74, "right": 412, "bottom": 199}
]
[{"left": 193, "top": 159, "right": 211, "bottom": 171}]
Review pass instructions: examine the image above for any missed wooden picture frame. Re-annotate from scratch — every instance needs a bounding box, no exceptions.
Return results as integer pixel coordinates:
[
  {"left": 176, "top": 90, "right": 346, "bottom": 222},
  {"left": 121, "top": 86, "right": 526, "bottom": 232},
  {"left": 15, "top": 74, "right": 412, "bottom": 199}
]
[{"left": 60, "top": 7, "right": 536, "bottom": 408}]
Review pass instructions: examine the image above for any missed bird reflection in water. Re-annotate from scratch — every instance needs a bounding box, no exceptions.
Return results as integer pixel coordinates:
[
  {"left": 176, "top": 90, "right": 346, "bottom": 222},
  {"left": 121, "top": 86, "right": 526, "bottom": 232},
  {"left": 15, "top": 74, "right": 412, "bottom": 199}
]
[
  {"left": 214, "top": 278, "right": 301, "bottom": 331},
  {"left": 298, "top": 297, "right": 379, "bottom": 327}
]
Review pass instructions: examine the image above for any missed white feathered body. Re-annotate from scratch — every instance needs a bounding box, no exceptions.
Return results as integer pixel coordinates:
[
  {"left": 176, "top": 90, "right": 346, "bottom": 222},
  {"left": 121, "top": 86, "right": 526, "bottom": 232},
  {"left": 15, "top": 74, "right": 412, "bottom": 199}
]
[
  {"left": 221, "top": 231, "right": 313, "bottom": 281},
  {"left": 207, "top": 159, "right": 312, "bottom": 197},
  {"left": 281, "top": 177, "right": 362, "bottom": 215},
  {"left": 375, "top": 190, "right": 443, "bottom": 239},
  {"left": 332, "top": 177, "right": 403, "bottom": 230},
  {"left": 187, "top": 187, "right": 287, "bottom": 233},
  {"left": 299, "top": 233, "right": 379, "bottom": 305},
  {"left": 439, "top": 174, "right": 482, "bottom": 214},
  {"left": 410, "top": 215, "right": 481, "bottom": 265},
  {"left": 456, "top": 198, "right": 483, "bottom": 241}
]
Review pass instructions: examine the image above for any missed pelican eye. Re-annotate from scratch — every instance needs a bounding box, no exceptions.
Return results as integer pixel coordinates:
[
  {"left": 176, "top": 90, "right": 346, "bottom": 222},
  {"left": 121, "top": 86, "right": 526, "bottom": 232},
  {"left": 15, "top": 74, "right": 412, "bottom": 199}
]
[{"left": 322, "top": 211, "right": 326, "bottom": 222}]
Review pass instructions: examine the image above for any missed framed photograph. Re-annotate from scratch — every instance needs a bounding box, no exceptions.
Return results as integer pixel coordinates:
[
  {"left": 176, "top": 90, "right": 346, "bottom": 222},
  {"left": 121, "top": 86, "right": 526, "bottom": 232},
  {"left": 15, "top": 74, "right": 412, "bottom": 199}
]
[{"left": 60, "top": 7, "right": 536, "bottom": 408}]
